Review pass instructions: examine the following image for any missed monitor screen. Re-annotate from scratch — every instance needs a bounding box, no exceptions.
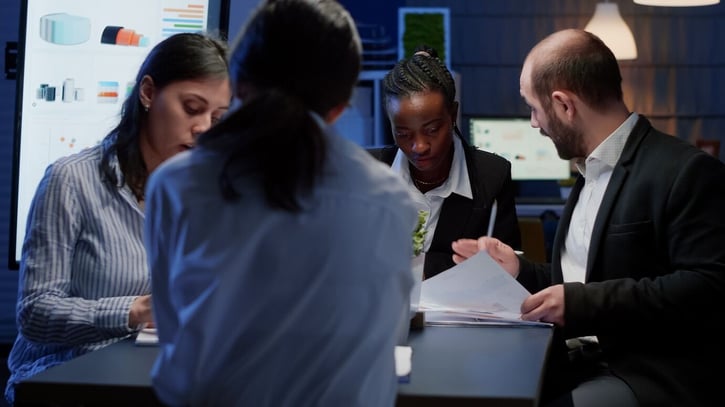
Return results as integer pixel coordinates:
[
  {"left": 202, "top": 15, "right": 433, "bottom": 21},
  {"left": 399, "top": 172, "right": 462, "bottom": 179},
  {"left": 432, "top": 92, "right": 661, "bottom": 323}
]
[
  {"left": 8, "top": 0, "right": 230, "bottom": 269},
  {"left": 469, "top": 117, "right": 571, "bottom": 181}
]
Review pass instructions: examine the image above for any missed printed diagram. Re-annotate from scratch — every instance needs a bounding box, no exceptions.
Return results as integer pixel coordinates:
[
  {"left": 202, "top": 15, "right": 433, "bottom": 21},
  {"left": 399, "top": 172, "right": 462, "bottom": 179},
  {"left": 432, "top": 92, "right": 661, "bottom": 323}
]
[
  {"left": 39, "top": 13, "right": 91, "bottom": 45},
  {"left": 31, "top": 79, "right": 128, "bottom": 106},
  {"left": 47, "top": 124, "right": 104, "bottom": 163},
  {"left": 97, "top": 81, "right": 119, "bottom": 104},
  {"left": 162, "top": 3, "right": 206, "bottom": 37},
  {"left": 101, "top": 26, "right": 149, "bottom": 47},
  {"left": 39, "top": 13, "right": 149, "bottom": 47},
  {"left": 57, "top": 136, "right": 78, "bottom": 150},
  {"left": 33, "top": 79, "right": 84, "bottom": 105}
]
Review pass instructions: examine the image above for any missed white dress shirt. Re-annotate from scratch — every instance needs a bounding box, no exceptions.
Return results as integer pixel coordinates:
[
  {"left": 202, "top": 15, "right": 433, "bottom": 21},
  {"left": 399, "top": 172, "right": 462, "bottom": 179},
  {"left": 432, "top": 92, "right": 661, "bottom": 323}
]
[
  {"left": 390, "top": 135, "right": 472, "bottom": 252},
  {"left": 561, "top": 113, "right": 639, "bottom": 283}
]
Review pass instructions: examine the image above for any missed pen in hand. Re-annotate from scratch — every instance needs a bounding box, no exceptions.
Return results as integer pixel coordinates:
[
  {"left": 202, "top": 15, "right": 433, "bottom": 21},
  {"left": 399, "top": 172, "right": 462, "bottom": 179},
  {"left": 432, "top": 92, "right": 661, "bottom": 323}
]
[
  {"left": 486, "top": 199, "right": 524, "bottom": 256},
  {"left": 486, "top": 199, "right": 497, "bottom": 238}
]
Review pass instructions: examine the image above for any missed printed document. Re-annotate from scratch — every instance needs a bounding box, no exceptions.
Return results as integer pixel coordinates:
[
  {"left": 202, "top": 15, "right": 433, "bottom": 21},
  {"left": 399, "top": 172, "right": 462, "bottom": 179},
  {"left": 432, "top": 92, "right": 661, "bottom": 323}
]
[{"left": 420, "top": 251, "right": 551, "bottom": 327}]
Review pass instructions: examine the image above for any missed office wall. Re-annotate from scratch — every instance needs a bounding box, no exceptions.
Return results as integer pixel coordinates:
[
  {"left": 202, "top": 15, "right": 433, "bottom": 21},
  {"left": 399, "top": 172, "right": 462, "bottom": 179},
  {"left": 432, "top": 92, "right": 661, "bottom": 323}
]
[
  {"left": 0, "top": 1, "right": 723, "bottom": 344},
  {"left": 228, "top": 0, "right": 258, "bottom": 40},
  {"left": 407, "top": 0, "right": 725, "bottom": 160}
]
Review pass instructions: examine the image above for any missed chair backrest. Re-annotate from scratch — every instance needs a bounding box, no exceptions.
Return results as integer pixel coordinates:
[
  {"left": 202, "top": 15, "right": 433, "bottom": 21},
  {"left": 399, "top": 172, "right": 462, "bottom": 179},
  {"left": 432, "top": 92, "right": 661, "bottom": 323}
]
[{"left": 517, "top": 217, "right": 547, "bottom": 263}]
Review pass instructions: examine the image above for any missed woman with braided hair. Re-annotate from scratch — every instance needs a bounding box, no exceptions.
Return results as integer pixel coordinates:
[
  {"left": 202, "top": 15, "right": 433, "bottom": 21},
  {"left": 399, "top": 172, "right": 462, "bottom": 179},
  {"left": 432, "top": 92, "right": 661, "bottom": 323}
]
[{"left": 370, "top": 45, "right": 521, "bottom": 279}]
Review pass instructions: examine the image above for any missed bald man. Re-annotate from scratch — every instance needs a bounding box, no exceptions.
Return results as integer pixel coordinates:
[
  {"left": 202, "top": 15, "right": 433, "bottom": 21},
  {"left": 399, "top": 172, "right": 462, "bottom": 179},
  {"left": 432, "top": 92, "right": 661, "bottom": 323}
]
[{"left": 453, "top": 29, "right": 725, "bottom": 407}]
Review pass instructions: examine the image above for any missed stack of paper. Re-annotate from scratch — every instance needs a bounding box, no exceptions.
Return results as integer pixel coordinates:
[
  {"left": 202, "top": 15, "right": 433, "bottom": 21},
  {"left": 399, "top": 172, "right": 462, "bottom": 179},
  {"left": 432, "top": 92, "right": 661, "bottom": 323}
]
[{"left": 420, "top": 251, "right": 551, "bottom": 327}]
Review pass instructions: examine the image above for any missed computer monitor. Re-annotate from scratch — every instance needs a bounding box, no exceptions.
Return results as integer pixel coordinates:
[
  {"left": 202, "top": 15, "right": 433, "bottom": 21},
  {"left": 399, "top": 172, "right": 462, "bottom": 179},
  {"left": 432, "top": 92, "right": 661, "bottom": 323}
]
[
  {"left": 9, "top": 0, "right": 231, "bottom": 269},
  {"left": 469, "top": 117, "right": 571, "bottom": 181}
]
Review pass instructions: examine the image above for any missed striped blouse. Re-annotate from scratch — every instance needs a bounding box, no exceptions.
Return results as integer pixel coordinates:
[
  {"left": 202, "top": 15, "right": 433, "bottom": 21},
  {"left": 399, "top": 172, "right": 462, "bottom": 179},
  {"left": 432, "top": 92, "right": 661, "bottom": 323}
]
[{"left": 4, "top": 137, "right": 150, "bottom": 404}]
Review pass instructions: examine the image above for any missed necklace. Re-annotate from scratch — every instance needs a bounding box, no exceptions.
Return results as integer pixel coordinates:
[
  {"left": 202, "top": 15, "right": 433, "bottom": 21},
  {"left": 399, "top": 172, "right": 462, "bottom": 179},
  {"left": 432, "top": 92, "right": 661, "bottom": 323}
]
[{"left": 412, "top": 175, "right": 447, "bottom": 187}]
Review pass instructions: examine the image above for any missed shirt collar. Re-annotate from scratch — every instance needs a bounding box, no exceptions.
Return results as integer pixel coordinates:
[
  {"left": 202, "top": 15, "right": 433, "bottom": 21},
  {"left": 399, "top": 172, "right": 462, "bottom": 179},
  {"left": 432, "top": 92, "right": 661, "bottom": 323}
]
[
  {"left": 391, "top": 135, "right": 473, "bottom": 199},
  {"left": 576, "top": 112, "right": 638, "bottom": 178}
]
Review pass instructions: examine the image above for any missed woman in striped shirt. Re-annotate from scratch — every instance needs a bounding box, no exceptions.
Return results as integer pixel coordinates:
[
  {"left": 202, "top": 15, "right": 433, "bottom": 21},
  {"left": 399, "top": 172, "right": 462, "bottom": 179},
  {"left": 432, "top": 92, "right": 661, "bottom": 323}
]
[{"left": 4, "top": 32, "right": 232, "bottom": 405}]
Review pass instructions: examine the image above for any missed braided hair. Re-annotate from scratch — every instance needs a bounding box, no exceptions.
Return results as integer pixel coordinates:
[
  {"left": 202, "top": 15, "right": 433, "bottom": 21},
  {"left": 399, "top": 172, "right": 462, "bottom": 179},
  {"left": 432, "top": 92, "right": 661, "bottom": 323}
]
[{"left": 382, "top": 45, "right": 465, "bottom": 141}]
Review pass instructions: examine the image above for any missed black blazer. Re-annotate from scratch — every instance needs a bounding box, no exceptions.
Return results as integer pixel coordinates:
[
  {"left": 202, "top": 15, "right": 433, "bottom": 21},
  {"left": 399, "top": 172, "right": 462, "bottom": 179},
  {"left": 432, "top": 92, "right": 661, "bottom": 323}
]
[
  {"left": 517, "top": 116, "right": 725, "bottom": 406},
  {"left": 369, "top": 142, "right": 521, "bottom": 279}
]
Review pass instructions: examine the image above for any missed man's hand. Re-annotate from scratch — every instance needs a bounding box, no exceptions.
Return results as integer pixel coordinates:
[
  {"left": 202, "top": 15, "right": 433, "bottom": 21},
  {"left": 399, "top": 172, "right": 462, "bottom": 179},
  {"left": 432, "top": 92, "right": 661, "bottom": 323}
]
[{"left": 521, "top": 285, "right": 565, "bottom": 326}]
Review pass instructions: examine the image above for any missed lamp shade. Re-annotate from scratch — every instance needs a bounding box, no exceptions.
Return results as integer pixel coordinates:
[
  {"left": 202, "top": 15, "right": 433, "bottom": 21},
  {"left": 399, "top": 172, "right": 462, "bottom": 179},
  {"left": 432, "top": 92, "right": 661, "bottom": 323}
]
[
  {"left": 634, "top": 0, "right": 719, "bottom": 6},
  {"left": 584, "top": 3, "right": 638, "bottom": 60}
]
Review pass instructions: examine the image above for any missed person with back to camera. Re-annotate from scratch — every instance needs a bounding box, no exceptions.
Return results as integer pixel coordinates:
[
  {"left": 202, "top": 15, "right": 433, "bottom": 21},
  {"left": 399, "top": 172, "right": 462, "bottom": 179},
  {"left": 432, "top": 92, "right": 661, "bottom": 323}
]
[
  {"left": 452, "top": 28, "right": 725, "bottom": 407},
  {"left": 144, "top": 0, "right": 418, "bottom": 405},
  {"left": 369, "top": 45, "right": 521, "bottom": 280},
  {"left": 4, "top": 32, "right": 231, "bottom": 405}
]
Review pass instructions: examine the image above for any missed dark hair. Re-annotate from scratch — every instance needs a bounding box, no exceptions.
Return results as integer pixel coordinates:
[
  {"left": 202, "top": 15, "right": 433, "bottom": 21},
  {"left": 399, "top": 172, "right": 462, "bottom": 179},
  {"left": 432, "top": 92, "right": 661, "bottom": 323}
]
[
  {"left": 197, "top": 0, "right": 361, "bottom": 211},
  {"left": 382, "top": 44, "right": 465, "bottom": 140},
  {"left": 100, "top": 32, "right": 229, "bottom": 200},
  {"left": 532, "top": 29, "right": 623, "bottom": 111}
]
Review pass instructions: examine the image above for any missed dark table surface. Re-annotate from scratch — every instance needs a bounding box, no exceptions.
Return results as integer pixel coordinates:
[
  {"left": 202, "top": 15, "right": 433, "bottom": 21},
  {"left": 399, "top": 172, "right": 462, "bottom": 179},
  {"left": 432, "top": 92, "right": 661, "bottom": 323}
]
[{"left": 16, "top": 324, "right": 552, "bottom": 407}]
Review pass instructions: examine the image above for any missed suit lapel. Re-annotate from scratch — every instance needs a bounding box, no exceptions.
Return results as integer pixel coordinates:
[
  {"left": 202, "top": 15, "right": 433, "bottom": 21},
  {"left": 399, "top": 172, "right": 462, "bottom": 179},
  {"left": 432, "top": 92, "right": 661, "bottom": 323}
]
[{"left": 585, "top": 166, "right": 629, "bottom": 280}]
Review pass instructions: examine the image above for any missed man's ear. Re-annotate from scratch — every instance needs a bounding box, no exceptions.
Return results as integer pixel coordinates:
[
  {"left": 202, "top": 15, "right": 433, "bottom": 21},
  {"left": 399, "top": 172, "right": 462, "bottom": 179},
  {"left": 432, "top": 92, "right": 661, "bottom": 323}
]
[
  {"left": 551, "top": 90, "right": 575, "bottom": 121},
  {"left": 139, "top": 75, "right": 155, "bottom": 109}
]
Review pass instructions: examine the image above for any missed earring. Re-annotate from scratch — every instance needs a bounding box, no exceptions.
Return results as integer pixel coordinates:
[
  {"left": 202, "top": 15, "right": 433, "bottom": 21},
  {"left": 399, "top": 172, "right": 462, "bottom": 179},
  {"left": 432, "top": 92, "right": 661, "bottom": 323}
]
[{"left": 143, "top": 104, "right": 149, "bottom": 112}]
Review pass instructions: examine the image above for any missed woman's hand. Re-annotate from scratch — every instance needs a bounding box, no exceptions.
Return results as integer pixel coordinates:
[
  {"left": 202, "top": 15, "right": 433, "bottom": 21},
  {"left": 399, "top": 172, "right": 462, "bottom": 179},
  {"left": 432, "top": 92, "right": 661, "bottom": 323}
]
[{"left": 129, "top": 294, "right": 154, "bottom": 329}]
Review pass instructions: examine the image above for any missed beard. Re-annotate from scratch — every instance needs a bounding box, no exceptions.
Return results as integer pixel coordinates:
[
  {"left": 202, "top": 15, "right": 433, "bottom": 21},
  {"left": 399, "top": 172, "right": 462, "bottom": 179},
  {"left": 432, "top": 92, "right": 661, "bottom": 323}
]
[{"left": 541, "top": 111, "right": 585, "bottom": 160}]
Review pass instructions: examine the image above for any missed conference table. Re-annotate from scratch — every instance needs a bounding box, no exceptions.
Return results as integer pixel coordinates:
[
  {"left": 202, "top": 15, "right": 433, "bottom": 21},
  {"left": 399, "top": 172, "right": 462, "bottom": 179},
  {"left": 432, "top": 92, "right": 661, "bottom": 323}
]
[{"left": 14, "top": 324, "right": 553, "bottom": 407}]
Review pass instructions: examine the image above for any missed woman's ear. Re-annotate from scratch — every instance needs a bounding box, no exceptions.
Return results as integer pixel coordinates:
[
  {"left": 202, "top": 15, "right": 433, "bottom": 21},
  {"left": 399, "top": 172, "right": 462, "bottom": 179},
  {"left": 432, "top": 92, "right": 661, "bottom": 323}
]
[
  {"left": 450, "top": 101, "right": 459, "bottom": 124},
  {"left": 139, "top": 75, "right": 155, "bottom": 110}
]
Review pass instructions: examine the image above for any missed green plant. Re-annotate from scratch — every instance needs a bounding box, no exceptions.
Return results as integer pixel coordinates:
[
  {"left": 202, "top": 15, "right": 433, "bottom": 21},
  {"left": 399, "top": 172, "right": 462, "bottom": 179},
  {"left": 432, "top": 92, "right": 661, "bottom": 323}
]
[{"left": 412, "top": 210, "right": 428, "bottom": 256}]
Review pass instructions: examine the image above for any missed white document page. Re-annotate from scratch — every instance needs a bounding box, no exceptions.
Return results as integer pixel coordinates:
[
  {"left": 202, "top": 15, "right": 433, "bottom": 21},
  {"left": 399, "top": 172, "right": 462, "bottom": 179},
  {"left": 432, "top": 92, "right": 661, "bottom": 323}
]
[
  {"left": 395, "top": 346, "right": 412, "bottom": 378},
  {"left": 420, "top": 251, "right": 550, "bottom": 326},
  {"left": 134, "top": 328, "right": 159, "bottom": 346}
]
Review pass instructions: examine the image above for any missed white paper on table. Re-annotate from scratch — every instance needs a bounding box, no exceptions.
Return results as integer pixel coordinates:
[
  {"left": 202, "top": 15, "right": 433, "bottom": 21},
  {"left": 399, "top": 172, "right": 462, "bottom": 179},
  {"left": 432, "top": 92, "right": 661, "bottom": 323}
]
[
  {"left": 420, "top": 251, "right": 550, "bottom": 326},
  {"left": 395, "top": 345, "right": 412, "bottom": 377},
  {"left": 135, "top": 328, "right": 159, "bottom": 346}
]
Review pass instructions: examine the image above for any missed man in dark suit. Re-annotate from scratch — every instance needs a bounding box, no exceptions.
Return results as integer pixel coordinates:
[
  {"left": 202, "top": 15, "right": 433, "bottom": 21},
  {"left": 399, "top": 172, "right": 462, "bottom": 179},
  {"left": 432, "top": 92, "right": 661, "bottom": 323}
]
[{"left": 452, "top": 28, "right": 725, "bottom": 407}]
